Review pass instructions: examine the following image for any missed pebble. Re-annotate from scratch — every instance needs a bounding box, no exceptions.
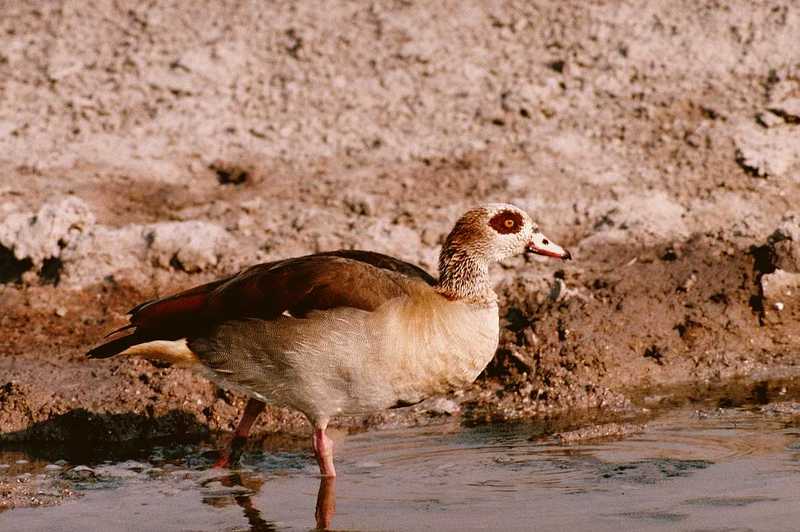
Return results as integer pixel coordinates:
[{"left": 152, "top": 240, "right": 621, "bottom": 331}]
[
  {"left": 424, "top": 397, "right": 460, "bottom": 415},
  {"left": 756, "top": 111, "right": 784, "bottom": 128},
  {"left": 62, "top": 465, "right": 97, "bottom": 481}
]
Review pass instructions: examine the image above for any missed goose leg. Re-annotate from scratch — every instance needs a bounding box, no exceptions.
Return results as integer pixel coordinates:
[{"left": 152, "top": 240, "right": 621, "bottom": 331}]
[
  {"left": 214, "top": 398, "right": 266, "bottom": 468},
  {"left": 315, "top": 476, "right": 336, "bottom": 529},
  {"left": 312, "top": 423, "right": 336, "bottom": 477}
]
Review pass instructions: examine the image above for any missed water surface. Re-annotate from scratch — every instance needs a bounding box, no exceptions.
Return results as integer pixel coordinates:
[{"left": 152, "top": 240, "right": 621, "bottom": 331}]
[{"left": 2, "top": 405, "right": 800, "bottom": 531}]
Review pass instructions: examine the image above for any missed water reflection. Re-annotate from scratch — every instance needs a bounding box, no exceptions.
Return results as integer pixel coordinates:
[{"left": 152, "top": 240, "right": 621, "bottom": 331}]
[
  {"left": 201, "top": 471, "right": 274, "bottom": 531},
  {"left": 200, "top": 471, "right": 336, "bottom": 531},
  {"left": 4, "top": 396, "right": 800, "bottom": 531},
  {"left": 315, "top": 477, "right": 336, "bottom": 530}
]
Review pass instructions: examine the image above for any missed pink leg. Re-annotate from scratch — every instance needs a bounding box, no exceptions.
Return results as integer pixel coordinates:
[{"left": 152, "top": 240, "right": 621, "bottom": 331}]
[
  {"left": 214, "top": 398, "right": 266, "bottom": 468},
  {"left": 312, "top": 425, "right": 336, "bottom": 478}
]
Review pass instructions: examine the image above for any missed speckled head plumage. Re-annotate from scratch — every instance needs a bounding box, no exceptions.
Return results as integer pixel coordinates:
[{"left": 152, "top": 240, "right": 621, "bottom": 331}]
[{"left": 436, "top": 203, "right": 571, "bottom": 301}]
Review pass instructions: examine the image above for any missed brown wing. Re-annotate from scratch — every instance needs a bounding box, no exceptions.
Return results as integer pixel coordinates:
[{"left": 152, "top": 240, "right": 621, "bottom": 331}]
[
  {"left": 87, "top": 251, "right": 435, "bottom": 358},
  {"left": 319, "top": 250, "right": 436, "bottom": 285},
  {"left": 204, "top": 253, "right": 428, "bottom": 321}
]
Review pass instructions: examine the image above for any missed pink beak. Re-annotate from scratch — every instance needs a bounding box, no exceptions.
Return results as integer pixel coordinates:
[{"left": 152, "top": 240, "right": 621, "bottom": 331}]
[{"left": 526, "top": 232, "right": 572, "bottom": 260}]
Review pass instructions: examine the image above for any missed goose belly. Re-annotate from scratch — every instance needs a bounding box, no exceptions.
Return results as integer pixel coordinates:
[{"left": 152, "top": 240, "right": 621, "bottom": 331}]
[
  {"left": 369, "top": 299, "right": 500, "bottom": 405},
  {"left": 190, "top": 299, "right": 500, "bottom": 421}
]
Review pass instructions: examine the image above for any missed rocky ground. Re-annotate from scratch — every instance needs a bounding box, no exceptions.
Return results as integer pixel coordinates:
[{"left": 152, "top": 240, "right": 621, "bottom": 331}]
[{"left": 1, "top": 0, "right": 800, "bottom": 501}]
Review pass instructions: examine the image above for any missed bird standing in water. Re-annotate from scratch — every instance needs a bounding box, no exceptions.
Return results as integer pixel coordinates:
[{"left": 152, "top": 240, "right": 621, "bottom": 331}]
[{"left": 88, "top": 203, "right": 571, "bottom": 477}]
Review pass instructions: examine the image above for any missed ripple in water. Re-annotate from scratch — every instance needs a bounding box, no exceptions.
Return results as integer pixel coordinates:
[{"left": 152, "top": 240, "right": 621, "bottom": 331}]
[{"left": 1, "top": 405, "right": 800, "bottom": 531}]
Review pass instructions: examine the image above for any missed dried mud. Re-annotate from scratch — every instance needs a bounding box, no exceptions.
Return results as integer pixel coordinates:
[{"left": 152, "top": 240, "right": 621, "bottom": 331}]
[{"left": 1, "top": 1, "right": 800, "bottom": 512}]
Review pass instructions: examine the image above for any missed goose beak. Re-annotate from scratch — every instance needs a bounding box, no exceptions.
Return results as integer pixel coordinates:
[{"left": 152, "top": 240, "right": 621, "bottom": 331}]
[{"left": 526, "top": 232, "right": 572, "bottom": 260}]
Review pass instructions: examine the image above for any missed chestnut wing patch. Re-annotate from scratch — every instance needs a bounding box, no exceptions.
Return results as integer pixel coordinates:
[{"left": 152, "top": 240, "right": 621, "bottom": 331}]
[
  {"left": 488, "top": 210, "right": 524, "bottom": 234},
  {"left": 206, "top": 256, "right": 414, "bottom": 320},
  {"left": 116, "top": 252, "right": 432, "bottom": 342},
  {"left": 88, "top": 252, "right": 432, "bottom": 359}
]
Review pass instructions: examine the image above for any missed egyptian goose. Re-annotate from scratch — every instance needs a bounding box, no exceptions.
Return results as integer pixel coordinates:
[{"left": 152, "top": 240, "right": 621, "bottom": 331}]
[{"left": 87, "top": 203, "right": 570, "bottom": 477}]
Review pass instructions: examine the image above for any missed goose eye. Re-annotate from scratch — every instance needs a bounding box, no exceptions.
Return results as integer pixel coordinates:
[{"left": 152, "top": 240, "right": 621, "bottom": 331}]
[{"left": 489, "top": 210, "right": 524, "bottom": 234}]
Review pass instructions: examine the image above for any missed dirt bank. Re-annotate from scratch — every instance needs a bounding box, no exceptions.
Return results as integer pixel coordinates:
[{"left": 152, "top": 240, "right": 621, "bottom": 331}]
[{"left": 1, "top": 0, "right": 800, "bottom": 452}]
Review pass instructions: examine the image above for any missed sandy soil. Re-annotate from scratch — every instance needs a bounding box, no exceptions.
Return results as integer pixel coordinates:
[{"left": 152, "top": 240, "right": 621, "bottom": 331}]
[{"left": 1, "top": 0, "right": 800, "bottom": 492}]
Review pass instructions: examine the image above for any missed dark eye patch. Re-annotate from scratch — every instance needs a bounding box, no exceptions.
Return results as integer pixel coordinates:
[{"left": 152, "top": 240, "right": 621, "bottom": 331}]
[{"left": 488, "top": 210, "right": 524, "bottom": 234}]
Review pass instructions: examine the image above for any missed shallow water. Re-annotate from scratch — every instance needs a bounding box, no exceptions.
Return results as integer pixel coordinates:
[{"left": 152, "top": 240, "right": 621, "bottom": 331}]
[{"left": 2, "top": 405, "right": 800, "bottom": 532}]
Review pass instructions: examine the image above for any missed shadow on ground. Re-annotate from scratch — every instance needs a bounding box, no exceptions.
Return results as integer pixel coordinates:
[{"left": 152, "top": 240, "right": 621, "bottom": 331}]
[{"left": 0, "top": 408, "right": 209, "bottom": 463}]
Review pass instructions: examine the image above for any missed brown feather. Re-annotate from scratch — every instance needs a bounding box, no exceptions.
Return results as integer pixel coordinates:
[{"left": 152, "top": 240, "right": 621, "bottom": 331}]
[
  {"left": 128, "top": 275, "right": 234, "bottom": 325},
  {"left": 206, "top": 255, "right": 422, "bottom": 320},
  {"left": 88, "top": 251, "right": 435, "bottom": 358}
]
